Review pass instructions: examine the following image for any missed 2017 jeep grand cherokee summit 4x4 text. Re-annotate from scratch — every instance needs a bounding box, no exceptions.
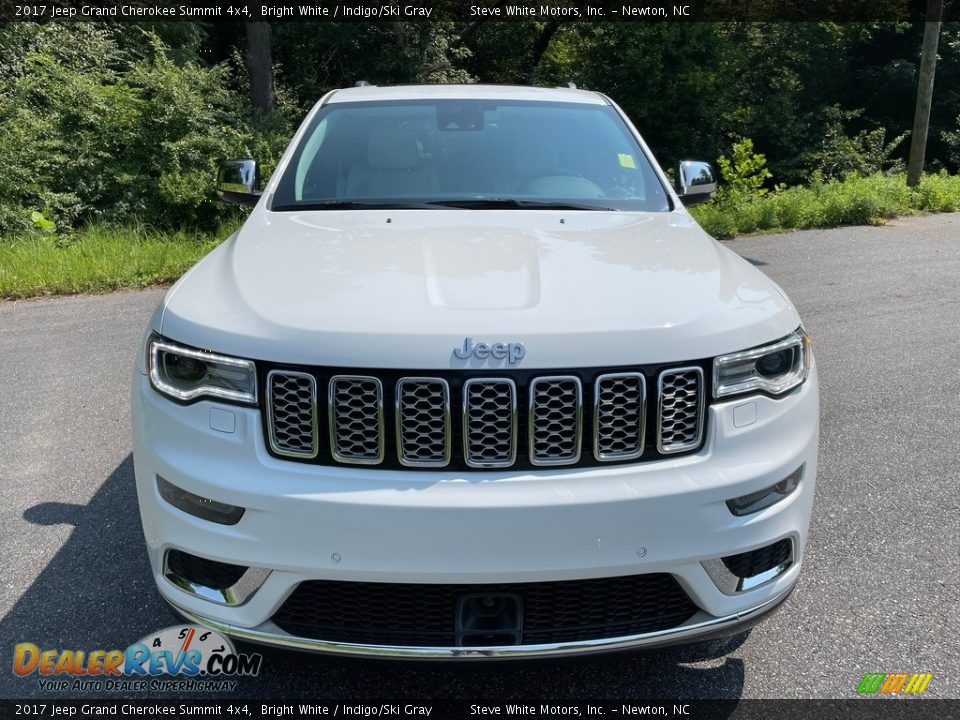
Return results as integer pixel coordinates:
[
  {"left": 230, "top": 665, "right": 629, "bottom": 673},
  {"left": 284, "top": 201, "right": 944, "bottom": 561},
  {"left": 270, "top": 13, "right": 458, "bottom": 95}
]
[{"left": 132, "top": 84, "right": 818, "bottom": 658}]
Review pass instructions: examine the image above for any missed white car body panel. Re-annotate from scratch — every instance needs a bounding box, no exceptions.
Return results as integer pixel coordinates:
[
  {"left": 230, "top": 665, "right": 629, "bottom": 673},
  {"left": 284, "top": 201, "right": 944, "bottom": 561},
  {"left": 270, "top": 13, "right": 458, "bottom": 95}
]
[
  {"left": 132, "top": 83, "right": 819, "bottom": 658},
  {"left": 158, "top": 209, "right": 799, "bottom": 368}
]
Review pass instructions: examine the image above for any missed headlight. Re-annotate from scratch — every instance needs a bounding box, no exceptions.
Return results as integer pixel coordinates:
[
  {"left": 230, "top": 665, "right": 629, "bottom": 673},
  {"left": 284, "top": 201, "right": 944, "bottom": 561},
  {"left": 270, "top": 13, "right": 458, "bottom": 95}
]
[
  {"left": 148, "top": 337, "right": 257, "bottom": 404},
  {"left": 713, "top": 329, "right": 811, "bottom": 399}
]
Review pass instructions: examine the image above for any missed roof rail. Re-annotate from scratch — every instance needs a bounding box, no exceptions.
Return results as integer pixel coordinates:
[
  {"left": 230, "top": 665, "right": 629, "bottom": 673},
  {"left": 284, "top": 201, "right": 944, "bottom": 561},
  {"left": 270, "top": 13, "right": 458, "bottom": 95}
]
[
  {"left": 354, "top": 80, "right": 372, "bottom": 87},
  {"left": 565, "top": 82, "right": 577, "bottom": 89}
]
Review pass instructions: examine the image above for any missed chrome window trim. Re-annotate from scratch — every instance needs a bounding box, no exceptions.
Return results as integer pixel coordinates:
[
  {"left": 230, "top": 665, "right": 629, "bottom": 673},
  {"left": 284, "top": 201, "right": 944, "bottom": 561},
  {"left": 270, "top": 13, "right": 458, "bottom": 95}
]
[
  {"left": 657, "top": 366, "right": 705, "bottom": 454},
  {"left": 328, "top": 374, "right": 385, "bottom": 465},
  {"left": 395, "top": 377, "right": 452, "bottom": 468},
  {"left": 265, "top": 370, "right": 319, "bottom": 459},
  {"left": 462, "top": 378, "right": 518, "bottom": 469},
  {"left": 593, "top": 372, "right": 646, "bottom": 462},
  {"left": 528, "top": 375, "right": 583, "bottom": 467}
]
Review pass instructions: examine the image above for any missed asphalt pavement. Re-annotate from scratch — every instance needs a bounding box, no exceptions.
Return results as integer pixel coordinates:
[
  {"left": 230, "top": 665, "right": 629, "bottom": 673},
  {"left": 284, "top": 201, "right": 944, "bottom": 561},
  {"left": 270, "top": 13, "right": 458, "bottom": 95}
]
[{"left": 1, "top": 213, "right": 958, "bottom": 700}]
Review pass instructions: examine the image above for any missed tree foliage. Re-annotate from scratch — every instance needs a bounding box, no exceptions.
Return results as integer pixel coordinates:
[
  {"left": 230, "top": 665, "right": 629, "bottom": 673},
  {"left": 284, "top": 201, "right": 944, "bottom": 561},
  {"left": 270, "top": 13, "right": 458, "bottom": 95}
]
[
  {"left": 0, "top": 24, "right": 294, "bottom": 233},
  {"left": 1, "top": 20, "right": 958, "bottom": 235}
]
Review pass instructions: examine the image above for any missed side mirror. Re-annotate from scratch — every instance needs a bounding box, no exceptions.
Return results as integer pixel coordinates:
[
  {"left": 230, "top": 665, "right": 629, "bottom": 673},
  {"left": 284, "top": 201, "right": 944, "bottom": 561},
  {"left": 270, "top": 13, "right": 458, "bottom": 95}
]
[
  {"left": 677, "top": 160, "right": 717, "bottom": 205},
  {"left": 217, "top": 159, "right": 261, "bottom": 207}
]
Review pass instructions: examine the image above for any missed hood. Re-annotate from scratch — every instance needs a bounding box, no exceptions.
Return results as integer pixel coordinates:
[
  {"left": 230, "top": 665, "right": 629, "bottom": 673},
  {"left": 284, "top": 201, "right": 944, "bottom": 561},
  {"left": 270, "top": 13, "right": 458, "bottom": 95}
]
[{"left": 159, "top": 209, "right": 800, "bottom": 368}]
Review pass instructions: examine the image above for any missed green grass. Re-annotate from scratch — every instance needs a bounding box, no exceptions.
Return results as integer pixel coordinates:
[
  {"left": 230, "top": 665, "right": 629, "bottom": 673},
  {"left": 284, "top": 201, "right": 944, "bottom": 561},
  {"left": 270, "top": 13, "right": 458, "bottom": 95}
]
[
  {"left": 690, "top": 171, "right": 960, "bottom": 240},
  {"left": 0, "top": 224, "right": 227, "bottom": 299}
]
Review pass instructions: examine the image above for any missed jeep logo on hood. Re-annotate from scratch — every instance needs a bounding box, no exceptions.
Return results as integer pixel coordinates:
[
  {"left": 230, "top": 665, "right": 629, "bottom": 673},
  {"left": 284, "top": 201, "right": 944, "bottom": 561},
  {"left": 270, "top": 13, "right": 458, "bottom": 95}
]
[{"left": 453, "top": 337, "right": 526, "bottom": 364}]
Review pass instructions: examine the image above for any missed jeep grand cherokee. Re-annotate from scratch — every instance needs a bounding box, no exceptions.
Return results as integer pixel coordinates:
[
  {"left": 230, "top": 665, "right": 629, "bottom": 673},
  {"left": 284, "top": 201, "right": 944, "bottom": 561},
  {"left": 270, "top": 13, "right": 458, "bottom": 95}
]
[{"left": 132, "top": 83, "right": 818, "bottom": 658}]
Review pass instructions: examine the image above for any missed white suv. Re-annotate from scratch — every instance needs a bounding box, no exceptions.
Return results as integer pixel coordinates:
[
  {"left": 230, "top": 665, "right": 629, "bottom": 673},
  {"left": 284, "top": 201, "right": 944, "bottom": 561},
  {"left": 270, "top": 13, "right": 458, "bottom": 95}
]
[{"left": 132, "top": 84, "right": 818, "bottom": 658}]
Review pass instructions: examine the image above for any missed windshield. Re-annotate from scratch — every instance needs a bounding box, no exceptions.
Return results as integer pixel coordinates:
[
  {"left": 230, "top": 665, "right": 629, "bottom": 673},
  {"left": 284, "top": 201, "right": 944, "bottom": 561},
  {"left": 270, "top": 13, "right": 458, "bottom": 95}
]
[{"left": 271, "top": 99, "right": 670, "bottom": 212}]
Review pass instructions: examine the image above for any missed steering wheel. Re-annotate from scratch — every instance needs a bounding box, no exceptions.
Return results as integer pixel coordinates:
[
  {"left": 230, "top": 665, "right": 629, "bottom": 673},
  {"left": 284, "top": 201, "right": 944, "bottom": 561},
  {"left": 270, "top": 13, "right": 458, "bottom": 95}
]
[
  {"left": 516, "top": 168, "right": 608, "bottom": 198},
  {"left": 516, "top": 168, "right": 583, "bottom": 192}
]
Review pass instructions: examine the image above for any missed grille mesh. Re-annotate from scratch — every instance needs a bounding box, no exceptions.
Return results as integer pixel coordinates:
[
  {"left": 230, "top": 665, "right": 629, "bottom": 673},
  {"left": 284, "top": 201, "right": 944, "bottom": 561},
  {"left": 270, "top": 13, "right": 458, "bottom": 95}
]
[
  {"left": 396, "top": 378, "right": 450, "bottom": 466},
  {"left": 329, "top": 376, "right": 383, "bottom": 463},
  {"left": 463, "top": 379, "right": 516, "bottom": 467},
  {"left": 594, "top": 373, "right": 646, "bottom": 460},
  {"left": 272, "top": 573, "right": 697, "bottom": 647},
  {"left": 529, "top": 377, "right": 581, "bottom": 465},
  {"left": 722, "top": 539, "right": 793, "bottom": 579},
  {"left": 658, "top": 367, "right": 704, "bottom": 453},
  {"left": 166, "top": 550, "right": 247, "bottom": 590},
  {"left": 267, "top": 371, "right": 318, "bottom": 457}
]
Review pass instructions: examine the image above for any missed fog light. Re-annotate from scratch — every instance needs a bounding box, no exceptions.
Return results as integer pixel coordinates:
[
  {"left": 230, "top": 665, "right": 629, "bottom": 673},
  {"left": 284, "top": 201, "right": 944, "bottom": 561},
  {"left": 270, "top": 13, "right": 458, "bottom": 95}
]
[
  {"left": 726, "top": 465, "right": 802, "bottom": 516},
  {"left": 157, "top": 475, "right": 245, "bottom": 525}
]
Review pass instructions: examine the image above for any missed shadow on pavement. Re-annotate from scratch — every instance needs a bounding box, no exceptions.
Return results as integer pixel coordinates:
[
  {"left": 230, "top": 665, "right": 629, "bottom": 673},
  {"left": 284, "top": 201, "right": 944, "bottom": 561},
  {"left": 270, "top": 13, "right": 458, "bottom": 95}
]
[
  {"left": 2, "top": 454, "right": 747, "bottom": 703},
  {"left": 22, "top": 502, "right": 86, "bottom": 527}
]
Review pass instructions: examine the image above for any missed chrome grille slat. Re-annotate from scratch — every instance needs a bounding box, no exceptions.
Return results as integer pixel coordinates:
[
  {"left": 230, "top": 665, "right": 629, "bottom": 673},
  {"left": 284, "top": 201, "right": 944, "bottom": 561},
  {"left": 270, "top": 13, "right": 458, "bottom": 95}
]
[
  {"left": 266, "top": 370, "right": 319, "bottom": 458},
  {"left": 529, "top": 376, "right": 582, "bottom": 466},
  {"left": 594, "top": 372, "right": 646, "bottom": 461},
  {"left": 462, "top": 378, "right": 517, "bottom": 468},
  {"left": 657, "top": 367, "right": 705, "bottom": 454},
  {"left": 396, "top": 378, "right": 451, "bottom": 467},
  {"left": 329, "top": 375, "right": 384, "bottom": 464}
]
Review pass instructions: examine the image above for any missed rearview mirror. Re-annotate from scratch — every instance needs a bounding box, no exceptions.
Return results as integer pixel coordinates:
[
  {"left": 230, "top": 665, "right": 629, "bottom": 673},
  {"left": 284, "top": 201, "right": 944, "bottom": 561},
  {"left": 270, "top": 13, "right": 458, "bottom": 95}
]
[
  {"left": 217, "top": 159, "right": 261, "bottom": 207},
  {"left": 677, "top": 161, "right": 717, "bottom": 205}
]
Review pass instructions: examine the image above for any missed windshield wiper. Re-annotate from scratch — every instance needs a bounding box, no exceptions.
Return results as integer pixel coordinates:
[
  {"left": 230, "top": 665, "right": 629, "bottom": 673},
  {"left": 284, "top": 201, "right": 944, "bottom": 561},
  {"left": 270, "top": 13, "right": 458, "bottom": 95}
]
[
  {"left": 272, "top": 200, "right": 442, "bottom": 211},
  {"left": 272, "top": 198, "right": 620, "bottom": 212},
  {"left": 422, "top": 198, "right": 619, "bottom": 211}
]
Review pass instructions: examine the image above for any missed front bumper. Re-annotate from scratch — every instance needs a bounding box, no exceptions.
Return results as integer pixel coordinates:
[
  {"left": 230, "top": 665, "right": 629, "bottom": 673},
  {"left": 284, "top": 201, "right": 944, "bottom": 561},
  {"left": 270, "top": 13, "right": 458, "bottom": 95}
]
[
  {"left": 132, "top": 366, "right": 818, "bottom": 657},
  {"left": 165, "top": 583, "right": 795, "bottom": 659}
]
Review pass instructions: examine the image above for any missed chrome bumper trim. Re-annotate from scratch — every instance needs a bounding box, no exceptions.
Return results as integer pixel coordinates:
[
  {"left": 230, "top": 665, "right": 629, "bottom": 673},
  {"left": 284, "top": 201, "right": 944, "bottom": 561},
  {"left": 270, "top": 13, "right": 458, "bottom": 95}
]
[
  {"left": 163, "top": 554, "right": 271, "bottom": 607},
  {"left": 165, "top": 582, "right": 794, "bottom": 659},
  {"left": 701, "top": 536, "right": 796, "bottom": 595}
]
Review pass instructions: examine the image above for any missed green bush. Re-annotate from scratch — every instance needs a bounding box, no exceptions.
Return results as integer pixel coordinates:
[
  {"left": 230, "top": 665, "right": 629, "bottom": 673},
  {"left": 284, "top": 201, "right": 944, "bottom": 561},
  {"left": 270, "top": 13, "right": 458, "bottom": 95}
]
[
  {"left": 0, "top": 24, "right": 294, "bottom": 235},
  {"left": 943, "top": 116, "right": 960, "bottom": 169},
  {"left": 915, "top": 171, "right": 960, "bottom": 212},
  {"left": 802, "top": 106, "right": 908, "bottom": 181},
  {"left": 690, "top": 171, "right": 960, "bottom": 239},
  {"left": 688, "top": 202, "right": 738, "bottom": 240},
  {"left": 715, "top": 138, "right": 772, "bottom": 202},
  {"left": 698, "top": 138, "right": 775, "bottom": 238}
]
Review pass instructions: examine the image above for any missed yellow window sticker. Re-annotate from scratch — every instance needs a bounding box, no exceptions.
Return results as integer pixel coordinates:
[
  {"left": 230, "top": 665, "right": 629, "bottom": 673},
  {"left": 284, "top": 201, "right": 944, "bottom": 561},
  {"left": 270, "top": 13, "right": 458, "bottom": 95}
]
[{"left": 618, "top": 153, "right": 637, "bottom": 169}]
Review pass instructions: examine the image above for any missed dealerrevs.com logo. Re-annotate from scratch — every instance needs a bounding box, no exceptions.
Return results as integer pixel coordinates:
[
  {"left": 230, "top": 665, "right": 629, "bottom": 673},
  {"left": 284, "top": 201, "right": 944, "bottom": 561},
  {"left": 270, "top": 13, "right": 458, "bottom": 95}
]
[{"left": 12, "top": 625, "right": 262, "bottom": 692}]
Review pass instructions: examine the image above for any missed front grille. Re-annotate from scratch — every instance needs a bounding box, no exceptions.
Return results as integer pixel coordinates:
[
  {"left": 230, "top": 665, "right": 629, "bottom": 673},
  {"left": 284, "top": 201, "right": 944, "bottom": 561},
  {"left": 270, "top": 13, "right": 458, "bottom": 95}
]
[
  {"left": 329, "top": 375, "right": 384, "bottom": 464},
  {"left": 528, "top": 376, "right": 582, "bottom": 465},
  {"left": 463, "top": 379, "right": 517, "bottom": 468},
  {"left": 166, "top": 550, "right": 247, "bottom": 590},
  {"left": 594, "top": 372, "right": 646, "bottom": 461},
  {"left": 262, "top": 363, "right": 709, "bottom": 470},
  {"left": 657, "top": 367, "right": 705, "bottom": 453},
  {"left": 396, "top": 378, "right": 450, "bottom": 466},
  {"left": 722, "top": 539, "right": 793, "bottom": 579},
  {"left": 272, "top": 574, "right": 697, "bottom": 647},
  {"left": 266, "top": 371, "right": 318, "bottom": 458}
]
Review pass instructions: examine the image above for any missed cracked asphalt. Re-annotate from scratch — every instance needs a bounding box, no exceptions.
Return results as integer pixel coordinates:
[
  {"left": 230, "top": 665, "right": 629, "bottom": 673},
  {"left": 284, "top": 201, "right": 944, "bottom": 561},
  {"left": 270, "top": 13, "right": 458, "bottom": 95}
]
[{"left": 1, "top": 213, "right": 957, "bottom": 700}]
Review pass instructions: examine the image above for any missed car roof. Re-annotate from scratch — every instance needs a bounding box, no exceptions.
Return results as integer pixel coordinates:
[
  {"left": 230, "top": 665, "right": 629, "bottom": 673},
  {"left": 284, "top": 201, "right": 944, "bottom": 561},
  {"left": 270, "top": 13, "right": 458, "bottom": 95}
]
[{"left": 326, "top": 84, "right": 608, "bottom": 105}]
